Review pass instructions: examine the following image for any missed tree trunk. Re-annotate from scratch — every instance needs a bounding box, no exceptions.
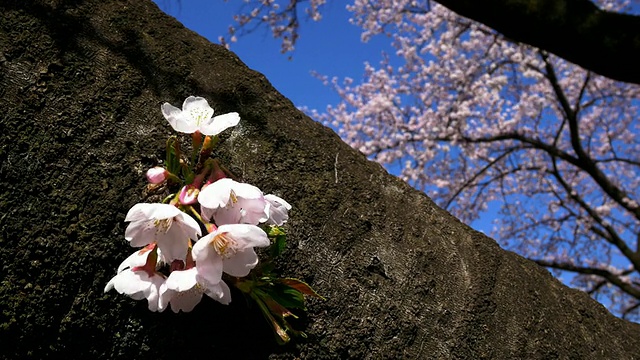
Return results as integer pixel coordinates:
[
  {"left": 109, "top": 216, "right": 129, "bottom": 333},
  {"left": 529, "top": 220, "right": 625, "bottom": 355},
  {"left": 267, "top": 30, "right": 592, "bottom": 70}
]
[{"left": 0, "top": 0, "right": 638, "bottom": 358}]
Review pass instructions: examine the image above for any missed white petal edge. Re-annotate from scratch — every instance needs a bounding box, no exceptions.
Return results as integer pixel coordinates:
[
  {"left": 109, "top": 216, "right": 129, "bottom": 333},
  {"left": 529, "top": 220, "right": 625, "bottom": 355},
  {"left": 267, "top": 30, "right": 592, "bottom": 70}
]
[
  {"left": 265, "top": 194, "right": 292, "bottom": 210},
  {"left": 233, "top": 181, "right": 264, "bottom": 200},
  {"left": 124, "top": 203, "right": 153, "bottom": 222},
  {"left": 218, "top": 224, "right": 270, "bottom": 249},
  {"left": 223, "top": 249, "right": 258, "bottom": 277},
  {"left": 144, "top": 203, "right": 183, "bottom": 220},
  {"left": 204, "top": 280, "right": 231, "bottom": 305},
  {"left": 161, "top": 103, "right": 197, "bottom": 133},
  {"left": 166, "top": 268, "right": 198, "bottom": 292},
  {"left": 200, "top": 112, "right": 240, "bottom": 136},
  {"left": 117, "top": 250, "right": 149, "bottom": 273},
  {"left": 198, "top": 178, "right": 233, "bottom": 209}
]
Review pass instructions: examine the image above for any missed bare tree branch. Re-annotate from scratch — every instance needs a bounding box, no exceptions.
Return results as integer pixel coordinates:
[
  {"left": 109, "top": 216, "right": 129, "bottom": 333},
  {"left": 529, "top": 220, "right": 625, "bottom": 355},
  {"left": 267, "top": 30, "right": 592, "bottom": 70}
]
[
  {"left": 533, "top": 259, "right": 640, "bottom": 299},
  {"left": 541, "top": 53, "right": 640, "bottom": 220}
]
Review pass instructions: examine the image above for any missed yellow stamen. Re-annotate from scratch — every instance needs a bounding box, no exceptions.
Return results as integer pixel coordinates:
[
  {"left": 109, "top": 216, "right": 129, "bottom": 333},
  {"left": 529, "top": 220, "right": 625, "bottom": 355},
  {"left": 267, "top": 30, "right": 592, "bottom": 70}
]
[
  {"left": 153, "top": 218, "right": 173, "bottom": 234},
  {"left": 211, "top": 232, "right": 237, "bottom": 258},
  {"left": 229, "top": 190, "right": 238, "bottom": 205},
  {"left": 189, "top": 108, "right": 213, "bottom": 127}
]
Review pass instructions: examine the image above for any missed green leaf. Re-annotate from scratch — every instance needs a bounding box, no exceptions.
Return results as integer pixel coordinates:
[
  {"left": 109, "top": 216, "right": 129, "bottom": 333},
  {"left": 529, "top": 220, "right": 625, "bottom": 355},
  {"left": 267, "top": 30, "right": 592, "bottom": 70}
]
[
  {"left": 165, "top": 137, "right": 181, "bottom": 176},
  {"left": 181, "top": 162, "right": 195, "bottom": 184},
  {"left": 267, "top": 225, "right": 287, "bottom": 258},
  {"left": 267, "top": 285, "right": 306, "bottom": 310},
  {"left": 270, "top": 234, "right": 287, "bottom": 258}
]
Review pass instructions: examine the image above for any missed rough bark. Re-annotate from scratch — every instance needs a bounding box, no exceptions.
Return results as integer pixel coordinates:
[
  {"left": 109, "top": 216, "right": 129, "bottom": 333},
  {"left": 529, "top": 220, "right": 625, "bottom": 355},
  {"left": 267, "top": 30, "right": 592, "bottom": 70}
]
[
  {"left": 0, "top": 0, "right": 639, "bottom": 359},
  {"left": 436, "top": 0, "right": 640, "bottom": 84}
]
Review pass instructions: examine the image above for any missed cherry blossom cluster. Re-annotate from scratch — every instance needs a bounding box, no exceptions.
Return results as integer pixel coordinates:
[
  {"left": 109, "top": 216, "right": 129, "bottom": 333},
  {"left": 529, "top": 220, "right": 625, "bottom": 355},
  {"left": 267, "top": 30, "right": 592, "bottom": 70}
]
[
  {"left": 105, "top": 96, "right": 293, "bottom": 314},
  {"left": 220, "top": 0, "right": 327, "bottom": 53},
  {"left": 222, "top": 1, "right": 640, "bottom": 318}
]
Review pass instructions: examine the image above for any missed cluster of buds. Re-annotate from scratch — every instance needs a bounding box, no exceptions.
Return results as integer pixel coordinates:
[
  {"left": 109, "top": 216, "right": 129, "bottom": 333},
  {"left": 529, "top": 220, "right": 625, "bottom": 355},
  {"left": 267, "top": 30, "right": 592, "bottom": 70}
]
[{"left": 105, "top": 97, "right": 317, "bottom": 342}]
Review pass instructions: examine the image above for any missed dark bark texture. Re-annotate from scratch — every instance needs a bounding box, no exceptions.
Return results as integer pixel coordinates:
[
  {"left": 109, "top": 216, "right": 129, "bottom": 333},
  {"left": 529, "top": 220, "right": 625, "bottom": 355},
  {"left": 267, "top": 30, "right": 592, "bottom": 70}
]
[
  {"left": 436, "top": 0, "right": 640, "bottom": 84},
  {"left": 1, "top": 0, "right": 639, "bottom": 359}
]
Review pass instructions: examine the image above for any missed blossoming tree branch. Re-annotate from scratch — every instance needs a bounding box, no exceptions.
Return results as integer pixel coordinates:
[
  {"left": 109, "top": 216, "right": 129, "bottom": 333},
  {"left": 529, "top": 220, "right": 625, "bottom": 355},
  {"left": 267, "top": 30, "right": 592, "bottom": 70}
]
[
  {"left": 221, "top": 0, "right": 640, "bottom": 319},
  {"left": 105, "top": 96, "right": 321, "bottom": 343}
]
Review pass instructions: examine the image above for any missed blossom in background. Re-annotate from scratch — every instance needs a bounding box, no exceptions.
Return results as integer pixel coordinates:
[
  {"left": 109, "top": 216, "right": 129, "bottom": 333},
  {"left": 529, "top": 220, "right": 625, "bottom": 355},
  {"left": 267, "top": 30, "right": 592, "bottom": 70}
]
[
  {"left": 198, "top": 178, "right": 268, "bottom": 225},
  {"left": 104, "top": 247, "right": 165, "bottom": 311},
  {"left": 161, "top": 96, "right": 240, "bottom": 136},
  {"left": 125, "top": 203, "right": 201, "bottom": 262},
  {"left": 159, "top": 267, "right": 231, "bottom": 313},
  {"left": 264, "top": 194, "right": 291, "bottom": 226},
  {"left": 146, "top": 167, "right": 167, "bottom": 184},
  {"left": 192, "top": 224, "right": 269, "bottom": 286}
]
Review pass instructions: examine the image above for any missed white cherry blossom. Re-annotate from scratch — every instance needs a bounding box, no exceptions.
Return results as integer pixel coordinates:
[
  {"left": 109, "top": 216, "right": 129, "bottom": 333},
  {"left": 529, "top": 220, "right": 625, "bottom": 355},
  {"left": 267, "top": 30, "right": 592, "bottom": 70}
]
[
  {"left": 104, "top": 248, "right": 165, "bottom": 311},
  {"left": 161, "top": 96, "right": 240, "bottom": 136},
  {"left": 125, "top": 203, "right": 201, "bottom": 262},
  {"left": 198, "top": 178, "right": 268, "bottom": 225},
  {"left": 264, "top": 194, "right": 292, "bottom": 226},
  {"left": 191, "top": 224, "right": 269, "bottom": 285},
  {"left": 158, "top": 267, "right": 231, "bottom": 313}
]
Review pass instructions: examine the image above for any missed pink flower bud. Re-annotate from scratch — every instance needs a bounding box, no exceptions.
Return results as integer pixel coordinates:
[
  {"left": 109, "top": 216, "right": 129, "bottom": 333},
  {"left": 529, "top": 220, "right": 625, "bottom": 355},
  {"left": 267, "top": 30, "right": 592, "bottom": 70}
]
[
  {"left": 146, "top": 167, "right": 167, "bottom": 184},
  {"left": 179, "top": 185, "right": 199, "bottom": 205}
]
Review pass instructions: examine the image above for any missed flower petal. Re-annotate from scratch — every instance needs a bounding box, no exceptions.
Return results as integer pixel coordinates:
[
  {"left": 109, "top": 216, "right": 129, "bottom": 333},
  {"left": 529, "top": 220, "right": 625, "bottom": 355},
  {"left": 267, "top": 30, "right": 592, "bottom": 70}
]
[
  {"left": 159, "top": 269, "right": 204, "bottom": 313},
  {"left": 166, "top": 268, "right": 198, "bottom": 292},
  {"left": 143, "top": 203, "right": 182, "bottom": 220},
  {"left": 233, "top": 181, "right": 264, "bottom": 199},
  {"left": 182, "top": 96, "right": 214, "bottom": 128},
  {"left": 200, "top": 205, "right": 216, "bottom": 223},
  {"left": 170, "top": 288, "right": 203, "bottom": 313},
  {"left": 117, "top": 249, "right": 149, "bottom": 273},
  {"left": 198, "top": 178, "right": 233, "bottom": 209},
  {"left": 223, "top": 248, "right": 258, "bottom": 277},
  {"left": 264, "top": 194, "right": 291, "bottom": 225},
  {"left": 107, "top": 271, "right": 150, "bottom": 297},
  {"left": 265, "top": 194, "right": 292, "bottom": 210},
  {"left": 126, "top": 203, "right": 182, "bottom": 222},
  {"left": 124, "top": 220, "right": 155, "bottom": 247},
  {"left": 145, "top": 275, "right": 165, "bottom": 312},
  {"left": 204, "top": 280, "right": 231, "bottom": 305},
  {"left": 175, "top": 211, "right": 202, "bottom": 239},
  {"left": 156, "top": 224, "right": 190, "bottom": 262},
  {"left": 158, "top": 282, "right": 171, "bottom": 312},
  {"left": 192, "top": 235, "right": 224, "bottom": 285},
  {"left": 161, "top": 103, "right": 198, "bottom": 133},
  {"left": 125, "top": 203, "right": 153, "bottom": 222},
  {"left": 211, "top": 207, "right": 242, "bottom": 226},
  {"left": 200, "top": 112, "right": 240, "bottom": 136},
  {"left": 195, "top": 257, "right": 223, "bottom": 285},
  {"left": 217, "top": 224, "right": 270, "bottom": 249},
  {"left": 237, "top": 198, "right": 269, "bottom": 225}
]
